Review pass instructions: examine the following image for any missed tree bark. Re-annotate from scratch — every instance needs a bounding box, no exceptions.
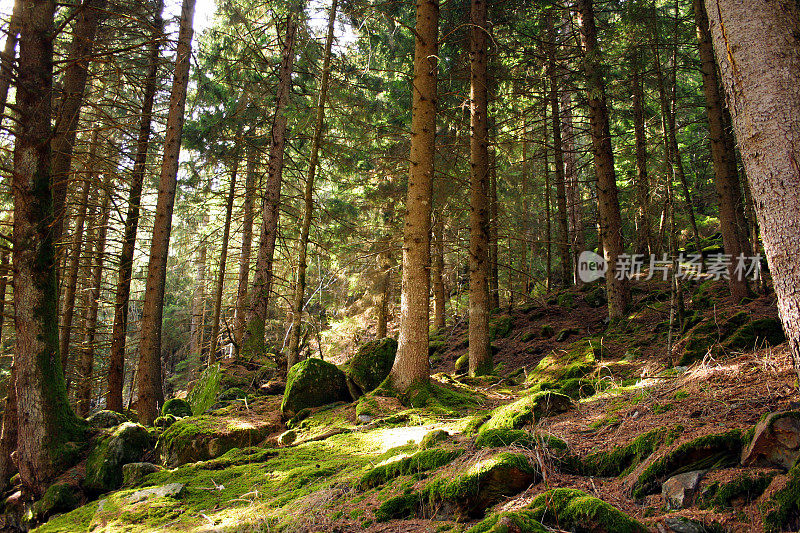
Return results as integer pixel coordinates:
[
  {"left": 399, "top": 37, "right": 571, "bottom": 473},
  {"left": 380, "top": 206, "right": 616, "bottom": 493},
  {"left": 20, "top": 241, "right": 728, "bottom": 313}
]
[
  {"left": 76, "top": 177, "right": 110, "bottom": 417},
  {"left": 136, "top": 0, "right": 197, "bottom": 426},
  {"left": 467, "top": 0, "right": 491, "bottom": 377},
  {"left": 543, "top": 100, "right": 552, "bottom": 291},
  {"left": 0, "top": 0, "right": 21, "bottom": 125},
  {"left": 50, "top": 0, "right": 108, "bottom": 249},
  {"left": 693, "top": 0, "right": 748, "bottom": 301},
  {"left": 189, "top": 214, "right": 208, "bottom": 363},
  {"left": 631, "top": 53, "right": 652, "bottom": 257},
  {"left": 287, "top": 0, "right": 338, "bottom": 369},
  {"left": 489, "top": 146, "right": 499, "bottom": 309},
  {"left": 242, "top": 13, "right": 297, "bottom": 363},
  {"left": 233, "top": 139, "right": 257, "bottom": 356},
  {"left": 432, "top": 214, "right": 446, "bottom": 330},
  {"left": 107, "top": 0, "right": 164, "bottom": 413},
  {"left": 520, "top": 117, "right": 530, "bottom": 297},
  {"left": 12, "top": 0, "right": 85, "bottom": 496},
  {"left": 0, "top": 363, "right": 17, "bottom": 491},
  {"left": 387, "top": 0, "right": 438, "bottom": 391},
  {"left": 704, "top": 0, "right": 800, "bottom": 384},
  {"left": 576, "top": 0, "right": 629, "bottom": 318}
]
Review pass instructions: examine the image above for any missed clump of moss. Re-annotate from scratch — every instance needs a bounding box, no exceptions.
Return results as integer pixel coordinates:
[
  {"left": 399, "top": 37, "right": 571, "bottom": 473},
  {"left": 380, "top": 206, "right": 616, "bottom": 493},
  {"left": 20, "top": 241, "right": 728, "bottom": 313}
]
[
  {"left": 556, "top": 328, "right": 579, "bottom": 342},
  {"left": 556, "top": 292, "right": 575, "bottom": 309},
  {"left": 161, "top": 398, "right": 192, "bottom": 418},
  {"left": 725, "top": 318, "right": 785, "bottom": 351},
  {"left": 479, "top": 391, "right": 571, "bottom": 434},
  {"left": 187, "top": 363, "right": 222, "bottom": 415},
  {"left": 375, "top": 491, "right": 421, "bottom": 522},
  {"left": 632, "top": 429, "right": 743, "bottom": 499},
  {"left": 359, "top": 448, "right": 463, "bottom": 489},
  {"left": 700, "top": 471, "right": 775, "bottom": 509},
  {"left": 420, "top": 429, "right": 450, "bottom": 449},
  {"left": 568, "top": 426, "right": 681, "bottom": 477},
  {"left": 762, "top": 462, "right": 800, "bottom": 532},
  {"left": 281, "top": 357, "right": 351, "bottom": 416},
  {"left": 465, "top": 511, "right": 549, "bottom": 532},
  {"left": 521, "top": 331, "right": 537, "bottom": 343},
  {"left": 540, "top": 325, "right": 555, "bottom": 338},
  {"left": 527, "top": 488, "right": 648, "bottom": 533},
  {"left": 454, "top": 354, "right": 469, "bottom": 376},
  {"left": 476, "top": 429, "right": 566, "bottom": 452},
  {"left": 31, "top": 483, "right": 82, "bottom": 520},
  {"left": 489, "top": 315, "right": 513, "bottom": 340}
]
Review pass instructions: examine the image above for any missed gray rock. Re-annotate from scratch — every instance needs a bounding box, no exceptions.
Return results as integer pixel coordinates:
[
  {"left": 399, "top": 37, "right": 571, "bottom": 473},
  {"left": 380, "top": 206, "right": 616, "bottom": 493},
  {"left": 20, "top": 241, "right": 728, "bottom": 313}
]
[
  {"left": 122, "top": 462, "right": 162, "bottom": 487},
  {"left": 663, "top": 516, "right": 710, "bottom": 533},
  {"left": 662, "top": 470, "right": 706, "bottom": 509},
  {"left": 86, "top": 410, "right": 128, "bottom": 429},
  {"left": 741, "top": 411, "right": 800, "bottom": 469},
  {"left": 357, "top": 414, "right": 372, "bottom": 424},
  {"left": 128, "top": 483, "right": 185, "bottom": 504}
]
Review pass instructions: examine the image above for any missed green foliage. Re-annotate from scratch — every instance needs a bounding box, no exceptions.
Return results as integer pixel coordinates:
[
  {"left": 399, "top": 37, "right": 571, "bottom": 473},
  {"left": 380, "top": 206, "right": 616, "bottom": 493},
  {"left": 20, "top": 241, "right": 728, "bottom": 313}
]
[{"left": 187, "top": 364, "right": 222, "bottom": 416}]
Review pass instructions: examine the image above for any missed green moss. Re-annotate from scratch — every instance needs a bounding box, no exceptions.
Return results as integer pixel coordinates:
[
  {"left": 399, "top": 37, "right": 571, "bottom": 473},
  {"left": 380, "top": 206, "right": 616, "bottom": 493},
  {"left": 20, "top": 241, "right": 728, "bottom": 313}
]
[
  {"left": 569, "top": 426, "right": 680, "bottom": 477},
  {"left": 527, "top": 488, "right": 648, "bottom": 533},
  {"left": 701, "top": 471, "right": 775, "bottom": 509},
  {"left": 85, "top": 422, "right": 152, "bottom": 494},
  {"left": 420, "top": 429, "right": 450, "bottom": 449},
  {"left": 557, "top": 378, "right": 599, "bottom": 399},
  {"left": 187, "top": 363, "right": 222, "bottom": 416},
  {"left": 359, "top": 448, "right": 463, "bottom": 489},
  {"left": 527, "top": 339, "right": 600, "bottom": 385},
  {"left": 465, "top": 511, "right": 549, "bottom": 533},
  {"left": 480, "top": 391, "right": 571, "bottom": 434},
  {"left": 375, "top": 492, "right": 421, "bottom": 522},
  {"left": 725, "top": 318, "right": 785, "bottom": 351},
  {"left": 33, "top": 501, "right": 100, "bottom": 533},
  {"left": 653, "top": 403, "right": 674, "bottom": 414},
  {"left": 475, "top": 429, "right": 566, "bottom": 452},
  {"left": 556, "top": 328, "right": 579, "bottom": 342},
  {"left": 489, "top": 315, "right": 513, "bottom": 340},
  {"left": 429, "top": 339, "right": 448, "bottom": 356},
  {"left": 632, "top": 430, "right": 743, "bottom": 499},
  {"left": 32, "top": 483, "right": 81, "bottom": 519},
  {"left": 762, "top": 462, "right": 800, "bottom": 532},
  {"left": 281, "top": 358, "right": 351, "bottom": 416},
  {"left": 521, "top": 331, "right": 537, "bottom": 343},
  {"left": 454, "top": 354, "right": 469, "bottom": 376},
  {"left": 161, "top": 398, "right": 192, "bottom": 418},
  {"left": 218, "top": 387, "right": 248, "bottom": 402},
  {"left": 347, "top": 338, "right": 398, "bottom": 395},
  {"left": 674, "top": 390, "right": 690, "bottom": 400},
  {"left": 556, "top": 292, "right": 575, "bottom": 309},
  {"left": 540, "top": 325, "right": 555, "bottom": 338}
]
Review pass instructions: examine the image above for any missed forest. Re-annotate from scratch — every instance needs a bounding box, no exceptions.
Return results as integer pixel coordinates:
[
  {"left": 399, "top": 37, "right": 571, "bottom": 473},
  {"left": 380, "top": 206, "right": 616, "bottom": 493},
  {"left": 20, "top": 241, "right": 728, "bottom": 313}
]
[{"left": 1, "top": 0, "right": 800, "bottom": 531}]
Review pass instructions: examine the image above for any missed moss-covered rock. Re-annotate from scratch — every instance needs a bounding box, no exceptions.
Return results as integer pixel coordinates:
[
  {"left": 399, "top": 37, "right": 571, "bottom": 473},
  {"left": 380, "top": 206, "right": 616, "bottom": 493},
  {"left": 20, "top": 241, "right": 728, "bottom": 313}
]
[
  {"left": 281, "top": 358, "right": 351, "bottom": 416},
  {"left": 489, "top": 315, "right": 513, "bottom": 340},
  {"left": 86, "top": 410, "right": 128, "bottom": 429},
  {"left": 161, "top": 398, "right": 192, "bottom": 418},
  {"left": 540, "top": 325, "right": 555, "bottom": 338},
  {"left": 31, "top": 483, "right": 82, "bottom": 521},
  {"left": 585, "top": 286, "right": 607, "bottom": 308},
  {"left": 632, "top": 430, "right": 743, "bottom": 499},
  {"left": 153, "top": 414, "right": 177, "bottom": 429},
  {"left": 420, "top": 429, "right": 450, "bottom": 449},
  {"left": 700, "top": 471, "right": 775, "bottom": 509},
  {"left": 454, "top": 354, "right": 469, "bottom": 376},
  {"left": 122, "top": 462, "right": 163, "bottom": 488},
  {"left": 359, "top": 448, "right": 463, "bottom": 489},
  {"left": 520, "top": 331, "right": 537, "bottom": 343},
  {"left": 527, "top": 488, "right": 648, "bottom": 533},
  {"left": 85, "top": 422, "right": 152, "bottom": 494},
  {"left": 556, "top": 328, "right": 579, "bottom": 342},
  {"left": 476, "top": 429, "right": 536, "bottom": 449},
  {"left": 480, "top": 392, "right": 572, "bottom": 434},
  {"left": 762, "top": 462, "right": 800, "bottom": 532},
  {"left": 186, "top": 363, "right": 222, "bottom": 416},
  {"left": 465, "top": 511, "right": 549, "bottom": 532},
  {"left": 741, "top": 411, "right": 800, "bottom": 469},
  {"left": 725, "top": 318, "right": 785, "bottom": 351},
  {"left": 218, "top": 387, "right": 248, "bottom": 402},
  {"left": 569, "top": 426, "right": 681, "bottom": 478},
  {"left": 346, "top": 338, "right": 397, "bottom": 396}
]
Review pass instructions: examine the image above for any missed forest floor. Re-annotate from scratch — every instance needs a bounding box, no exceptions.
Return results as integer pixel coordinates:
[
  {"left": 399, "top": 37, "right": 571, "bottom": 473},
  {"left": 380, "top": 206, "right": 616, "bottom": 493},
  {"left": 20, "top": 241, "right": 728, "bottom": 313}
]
[{"left": 32, "top": 278, "right": 800, "bottom": 533}]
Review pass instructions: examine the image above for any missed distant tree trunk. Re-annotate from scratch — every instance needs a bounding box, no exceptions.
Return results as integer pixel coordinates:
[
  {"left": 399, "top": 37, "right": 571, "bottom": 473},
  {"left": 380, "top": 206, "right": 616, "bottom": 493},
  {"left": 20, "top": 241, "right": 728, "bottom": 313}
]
[
  {"left": 12, "top": 0, "right": 85, "bottom": 496},
  {"left": 520, "top": 117, "right": 530, "bottom": 297},
  {"left": 107, "top": 0, "right": 164, "bottom": 413},
  {"left": 0, "top": 0, "right": 21, "bottom": 123},
  {"left": 287, "top": 0, "right": 338, "bottom": 368},
  {"left": 0, "top": 363, "right": 16, "bottom": 491},
  {"left": 693, "top": 0, "right": 748, "bottom": 301},
  {"left": 704, "top": 0, "right": 800, "bottom": 384},
  {"left": 543, "top": 101, "right": 552, "bottom": 291},
  {"left": 546, "top": 12, "right": 571, "bottom": 287},
  {"left": 0, "top": 249, "right": 7, "bottom": 346},
  {"left": 76, "top": 180, "right": 110, "bottom": 417},
  {"left": 562, "top": 92, "right": 583, "bottom": 286},
  {"left": 376, "top": 235, "right": 392, "bottom": 338},
  {"left": 576, "top": 0, "right": 629, "bottom": 318},
  {"left": 234, "top": 140, "right": 257, "bottom": 356},
  {"left": 388, "top": 0, "right": 438, "bottom": 391},
  {"left": 50, "top": 0, "right": 108, "bottom": 249},
  {"left": 467, "top": 0, "right": 491, "bottom": 377},
  {"left": 136, "top": 0, "right": 197, "bottom": 426},
  {"left": 432, "top": 215, "right": 446, "bottom": 330},
  {"left": 631, "top": 54, "right": 652, "bottom": 257},
  {"left": 243, "top": 13, "right": 297, "bottom": 363},
  {"left": 189, "top": 214, "right": 208, "bottom": 363},
  {"left": 489, "top": 147, "right": 499, "bottom": 309}
]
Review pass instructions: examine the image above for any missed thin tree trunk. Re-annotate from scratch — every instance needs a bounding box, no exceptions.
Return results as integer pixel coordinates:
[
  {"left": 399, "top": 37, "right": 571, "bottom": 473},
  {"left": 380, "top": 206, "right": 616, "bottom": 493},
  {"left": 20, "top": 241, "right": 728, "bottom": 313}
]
[
  {"left": 136, "top": 0, "right": 197, "bottom": 426},
  {"left": 0, "top": 0, "right": 21, "bottom": 125},
  {"left": 287, "top": 0, "right": 338, "bottom": 368},
  {"left": 489, "top": 146, "right": 499, "bottom": 309},
  {"left": 432, "top": 215, "right": 446, "bottom": 330},
  {"left": 209, "top": 143, "right": 241, "bottom": 364},
  {"left": 693, "top": 0, "right": 748, "bottom": 301},
  {"left": 468, "top": 0, "right": 491, "bottom": 377},
  {"left": 376, "top": 235, "right": 392, "bottom": 338},
  {"left": 704, "top": 0, "right": 800, "bottom": 384},
  {"left": 242, "top": 13, "right": 297, "bottom": 363},
  {"left": 631, "top": 54, "right": 652, "bottom": 257},
  {"left": 107, "top": 0, "right": 164, "bottom": 413},
  {"left": 388, "top": 0, "right": 438, "bottom": 391},
  {"left": 76, "top": 180, "right": 110, "bottom": 417},
  {"left": 576, "top": 0, "right": 629, "bottom": 318},
  {"left": 189, "top": 215, "right": 208, "bottom": 363},
  {"left": 12, "top": 0, "right": 85, "bottom": 496},
  {"left": 0, "top": 249, "right": 7, "bottom": 346},
  {"left": 0, "top": 362, "right": 16, "bottom": 491},
  {"left": 543, "top": 101, "right": 552, "bottom": 292},
  {"left": 520, "top": 117, "right": 530, "bottom": 297},
  {"left": 51, "top": 0, "right": 108, "bottom": 249},
  {"left": 234, "top": 139, "right": 257, "bottom": 356}
]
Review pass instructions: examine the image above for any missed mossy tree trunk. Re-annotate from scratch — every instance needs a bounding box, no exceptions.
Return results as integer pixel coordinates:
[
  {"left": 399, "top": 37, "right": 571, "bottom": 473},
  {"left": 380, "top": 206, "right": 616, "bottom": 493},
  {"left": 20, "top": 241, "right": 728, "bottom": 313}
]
[
  {"left": 704, "top": 0, "right": 800, "bottom": 385},
  {"left": 107, "top": 0, "right": 164, "bottom": 413},
  {"left": 576, "top": 0, "right": 629, "bottom": 318},
  {"left": 12, "top": 0, "right": 86, "bottom": 496},
  {"left": 136, "top": 0, "right": 197, "bottom": 426},
  {"left": 388, "top": 0, "right": 438, "bottom": 391}
]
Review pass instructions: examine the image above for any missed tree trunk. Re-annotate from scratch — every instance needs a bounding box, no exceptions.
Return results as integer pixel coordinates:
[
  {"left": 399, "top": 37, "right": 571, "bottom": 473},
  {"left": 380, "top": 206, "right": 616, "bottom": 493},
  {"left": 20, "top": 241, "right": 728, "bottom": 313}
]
[
  {"left": 376, "top": 235, "right": 392, "bottom": 338},
  {"left": 0, "top": 0, "right": 21, "bottom": 124},
  {"left": 107, "top": 0, "right": 164, "bottom": 413},
  {"left": 12, "top": 0, "right": 85, "bottom": 496},
  {"left": 693, "top": 0, "right": 748, "bottom": 301},
  {"left": 76, "top": 179, "right": 110, "bottom": 417},
  {"left": 0, "top": 363, "right": 17, "bottom": 491},
  {"left": 576, "top": 0, "right": 629, "bottom": 318},
  {"left": 631, "top": 54, "right": 652, "bottom": 257},
  {"left": 467, "top": 0, "right": 491, "bottom": 377},
  {"left": 242, "top": 13, "right": 297, "bottom": 363},
  {"left": 287, "top": 0, "right": 338, "bottom": 369},
  {"left": 489, "top": 147, "right": 499, "bottom": 309},
  {"left": 0, "top": 249, "right": 7, "bottom": 347},
  {"left": 136, "top": 0, "right": 197, "bottom": 426},
  {"left": 233, "top": 139, "right": 257, "bottom": 356},
  {"left": 209, "top": 145, "right": 241, "bottom": 365},
  {"left": 543, "top": 101, "right": 552, "bottom": 291},
  {"left": 704, "top": 0, "right": 800, "bottom": 384},
  {"left": 520, "top": 117, "right": 530, "bottom": 297},
  {"left": 432, "top": 215, "right": 446, "bottom": 330},
  {"left": 387, "top": 0, "right": 438, "bottom": 391},
  {"left": 51, "top": 0, "right": 108, "bottom": 249},
  {"left": 189, "top": 214, "right": 208, "bottom": 363}
]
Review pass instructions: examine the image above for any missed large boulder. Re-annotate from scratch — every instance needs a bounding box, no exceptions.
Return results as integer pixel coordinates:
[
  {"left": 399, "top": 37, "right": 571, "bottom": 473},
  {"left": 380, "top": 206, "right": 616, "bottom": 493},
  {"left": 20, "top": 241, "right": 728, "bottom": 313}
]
[
  {"left": 345, "top": 338, "right": 397, "bottom": 396},
  {"left": 85, "top": 422, "right": 152, "bottom": 494},
  {"left": 122, "top": 462, "right": 163, "bottom": 487},
  {"left": 161, "top": 398, "right": 192, "bottom": 418},
  {"left": 741, "top": 411, "right": 800, "bottom": 469},
  {"left": 86, "top": 410, "right": 128, "bottom": 429},
  {"left": 281, "top": 358, "right": 351, "bottom": 417},
  {"left": 31, "top": 483, "right": 82, "bottom": 521}
]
